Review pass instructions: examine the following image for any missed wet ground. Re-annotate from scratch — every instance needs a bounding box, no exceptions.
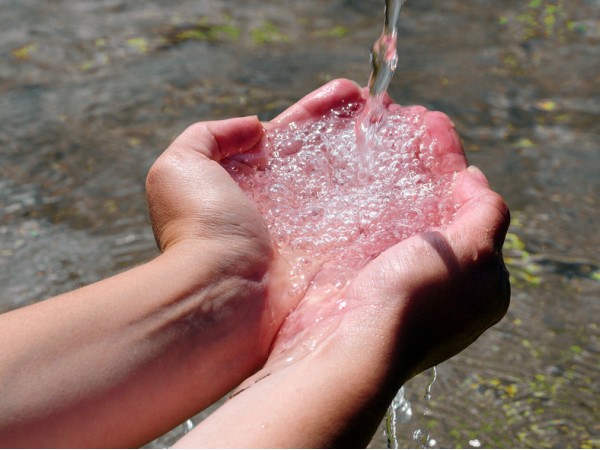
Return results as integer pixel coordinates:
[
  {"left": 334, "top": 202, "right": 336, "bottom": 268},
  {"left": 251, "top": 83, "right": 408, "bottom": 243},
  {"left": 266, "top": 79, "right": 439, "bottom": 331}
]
[{"left": 1, "top": 0, "right": 598, "bottom": 447}]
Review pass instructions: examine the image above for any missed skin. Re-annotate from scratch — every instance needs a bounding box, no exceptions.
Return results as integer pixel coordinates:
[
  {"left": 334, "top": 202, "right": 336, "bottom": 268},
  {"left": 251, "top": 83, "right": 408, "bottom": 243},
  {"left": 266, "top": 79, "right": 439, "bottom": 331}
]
[
  {"left": 0, "top": 79, "right": 510, "bottom": 448},
  {"left": 174, "top": 79, "right": 510, "bottom": 448}
]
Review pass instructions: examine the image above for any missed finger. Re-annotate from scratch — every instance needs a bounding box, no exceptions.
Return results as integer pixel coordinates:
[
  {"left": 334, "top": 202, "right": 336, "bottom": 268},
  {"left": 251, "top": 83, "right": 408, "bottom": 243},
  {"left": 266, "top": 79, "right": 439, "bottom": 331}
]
[
  {"left": 449, "top": 167, "right": 510, "bottom": 252},
  {"left": 422, "top": 111, "right": 467, "bottom": 175},
  {"left": 147, "top": 117, "right": 265, "bottom": 245},
  {"left": 169, "top": 115, "right": 264, "bottom": 162},
  {"left": 444, "top": 167, "right": 511, "bottom": 322},
  {"left": 267, "top": 78, "right": 364, "bottom": 129}
]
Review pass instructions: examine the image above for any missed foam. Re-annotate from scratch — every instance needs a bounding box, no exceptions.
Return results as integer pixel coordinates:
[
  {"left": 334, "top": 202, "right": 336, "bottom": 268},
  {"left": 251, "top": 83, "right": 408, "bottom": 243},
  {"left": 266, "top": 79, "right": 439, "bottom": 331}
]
[{"left": 223, "top": 101, "right": 457, "bottom": 288}]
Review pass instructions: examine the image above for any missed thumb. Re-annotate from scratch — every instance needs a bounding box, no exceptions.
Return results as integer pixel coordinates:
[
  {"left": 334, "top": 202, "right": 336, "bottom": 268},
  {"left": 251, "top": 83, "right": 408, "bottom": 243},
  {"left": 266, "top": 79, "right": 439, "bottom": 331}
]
[{"left": 169, "top": 115, "right": 264, "bottom": 161}]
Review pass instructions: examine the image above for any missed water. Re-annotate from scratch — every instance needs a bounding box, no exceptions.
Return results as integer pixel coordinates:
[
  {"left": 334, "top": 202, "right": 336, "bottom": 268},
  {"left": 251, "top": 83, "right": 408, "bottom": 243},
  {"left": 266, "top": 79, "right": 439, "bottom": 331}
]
[
  {"left": 354, "top": 1, "right": 437, "bottom": 446},
  {"left": 367, "top": 0, "right": 404, "bottom": 98},
  {"left": 226, "top": 1, "right": 453, "bottom": 444},
  {"left": 224, "top": 101, "right": 457, "bottom": 301},
  {"left": 385, "top": 387, "right": 413, "bottom": 449},
  {"left": 224, "top": 94, "right": 455, "bottom": 446},
  {"left": 1, "top": 1, "right": 598, "bottom": 448},
  {"left": 386, "top": 368, "right": 438, "bottom": 449},
  {"left": 412, "top": 367, "right": 438, "bottom": 448},
  {"left": 355, "top": 0, "right": 406, "bottom": 177},
  {"left": 424, "top": 366, "right": 437, "bottom": 402}
]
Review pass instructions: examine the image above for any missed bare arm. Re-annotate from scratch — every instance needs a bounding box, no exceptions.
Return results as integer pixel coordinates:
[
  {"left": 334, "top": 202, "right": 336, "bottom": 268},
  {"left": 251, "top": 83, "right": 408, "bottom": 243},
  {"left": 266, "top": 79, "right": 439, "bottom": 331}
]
[
  {"left": 0, "top": 80, "right": 510, "bottom": 448},
  {"left": 0, "top": 247, "right": 265, "bottom": 447},
  {"left": 174, "top": 153, "right": 510, "bottom": 447},
  {"left": 0, "top": 116, "right": 295, "bottom": 448}
]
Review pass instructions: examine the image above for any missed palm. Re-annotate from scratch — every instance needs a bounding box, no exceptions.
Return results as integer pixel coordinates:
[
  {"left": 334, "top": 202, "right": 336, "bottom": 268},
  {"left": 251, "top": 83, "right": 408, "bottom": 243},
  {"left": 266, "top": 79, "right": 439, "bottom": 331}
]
[{"left": 229, "top": 79, "right": 509, "bottom": 389}]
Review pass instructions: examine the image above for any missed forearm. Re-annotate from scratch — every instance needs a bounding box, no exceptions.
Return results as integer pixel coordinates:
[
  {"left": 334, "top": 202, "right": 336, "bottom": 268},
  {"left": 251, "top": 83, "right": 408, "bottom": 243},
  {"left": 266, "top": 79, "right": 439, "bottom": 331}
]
[
  {"left": 0, "top": 244, "right": 272, "bottom": 448},
  {"left": 174, "top": 311, "right": 408, "bottom": 448}
]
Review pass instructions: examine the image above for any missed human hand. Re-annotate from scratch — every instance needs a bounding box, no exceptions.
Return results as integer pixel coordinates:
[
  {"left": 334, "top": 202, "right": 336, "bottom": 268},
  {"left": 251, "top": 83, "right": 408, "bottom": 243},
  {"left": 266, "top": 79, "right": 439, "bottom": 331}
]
[
  {"left": 172, "top": 79, "right": 510, "bottom": 448},
  {"left": 225, "top": 78, "right": 510, "bottom": 391},
  {"left": 144, "top": 116, "right": 300, "bottom": 405},
  {"left": 146, "top": 116, "right": 271, "bottom": 261}
]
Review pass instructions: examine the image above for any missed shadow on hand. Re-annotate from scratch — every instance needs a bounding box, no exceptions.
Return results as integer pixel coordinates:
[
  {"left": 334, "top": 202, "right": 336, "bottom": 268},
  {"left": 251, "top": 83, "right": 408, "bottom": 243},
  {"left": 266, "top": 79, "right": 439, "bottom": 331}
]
[{"left": 395, "top": 230, "right": 510, "bottom": 379}]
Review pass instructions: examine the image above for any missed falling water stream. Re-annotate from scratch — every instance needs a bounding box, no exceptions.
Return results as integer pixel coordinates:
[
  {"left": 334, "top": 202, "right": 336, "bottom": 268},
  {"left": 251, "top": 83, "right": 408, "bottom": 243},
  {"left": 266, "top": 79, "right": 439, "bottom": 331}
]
[
  {"left": 411, "top": 367, "right": 438, "bottom": 448},
  {"left": 358, "top": 1, "right": 442, "bottom": 448},
  {"left": 3, "top": 1, "right": 597, "bottom": 448},
  {"left": 355, "top": 0, "right": 405, "bottom": 179}
]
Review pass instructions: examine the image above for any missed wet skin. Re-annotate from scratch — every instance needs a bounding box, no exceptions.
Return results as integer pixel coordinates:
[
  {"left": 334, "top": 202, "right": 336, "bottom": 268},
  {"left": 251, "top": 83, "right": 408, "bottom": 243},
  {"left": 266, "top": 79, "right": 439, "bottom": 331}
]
[
  {"left": 0, "top": 78, "right": 509, "bottom": 448},
  {"left": 171, "top": 79, "right": 510, "bottom": 447}
]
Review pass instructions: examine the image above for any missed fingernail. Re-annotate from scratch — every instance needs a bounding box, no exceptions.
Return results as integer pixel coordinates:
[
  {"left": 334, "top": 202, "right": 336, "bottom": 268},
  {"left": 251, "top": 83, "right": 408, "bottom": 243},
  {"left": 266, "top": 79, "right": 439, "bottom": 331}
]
[
  {"left": 349, "top": 79, "right": 363, "bottom": 89},
  {"left": 467, "top": 165, "right": 489, "bottom": 186},
  {"left": 242, "top": 114, "right": 260, "bottom": 123}
]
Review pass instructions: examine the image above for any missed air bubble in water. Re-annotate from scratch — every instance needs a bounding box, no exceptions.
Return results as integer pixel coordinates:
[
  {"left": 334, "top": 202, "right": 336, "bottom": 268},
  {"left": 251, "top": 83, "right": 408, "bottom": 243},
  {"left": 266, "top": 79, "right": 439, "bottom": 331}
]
[
  {"left": 413, "top": 428, "right": 437, "bottom": 449},
  {"left": 385, "top": 386, "right": 412, "bottom": 448},
  {"left": 223, "top": 103, "right": 457, "bottom": 289}
]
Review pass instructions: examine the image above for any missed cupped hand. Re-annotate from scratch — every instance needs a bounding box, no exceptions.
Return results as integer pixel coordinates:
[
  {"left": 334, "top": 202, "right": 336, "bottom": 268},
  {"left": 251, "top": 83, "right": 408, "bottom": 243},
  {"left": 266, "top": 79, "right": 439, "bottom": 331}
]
[
  {"left": 167, "top": 79, "right": 510, "bottom": 448},
  {"left": 345, "top": 166, "right": 511, "bottom": 379},
  {"left": 147, "top": 77, "right": 509, "bottom": 406},
  {"left": 144, "top": 115, "right": 301, "bottom": 395},
  {"left": 146, "top": 116, "right": 270, "bottom": 259},
  {"left": 227, "top": 79, "right": 510, "bottom": 391}
]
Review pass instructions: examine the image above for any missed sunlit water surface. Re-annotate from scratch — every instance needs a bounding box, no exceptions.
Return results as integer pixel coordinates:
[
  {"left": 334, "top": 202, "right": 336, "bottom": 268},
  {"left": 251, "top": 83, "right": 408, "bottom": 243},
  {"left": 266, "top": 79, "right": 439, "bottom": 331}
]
[{"left": 1, "top": 0, "right": 598, "bottom": 447}]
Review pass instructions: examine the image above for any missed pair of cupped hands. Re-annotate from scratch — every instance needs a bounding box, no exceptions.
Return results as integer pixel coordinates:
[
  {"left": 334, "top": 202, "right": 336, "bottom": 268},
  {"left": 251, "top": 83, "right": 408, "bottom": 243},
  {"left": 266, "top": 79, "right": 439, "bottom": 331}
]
[{"left": 147, "top": 78, "right": 510, "bottom": 446}]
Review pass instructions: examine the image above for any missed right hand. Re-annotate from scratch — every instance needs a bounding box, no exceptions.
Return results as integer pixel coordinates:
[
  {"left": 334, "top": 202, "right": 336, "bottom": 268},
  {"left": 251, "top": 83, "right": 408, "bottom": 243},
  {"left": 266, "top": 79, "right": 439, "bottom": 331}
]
[{"left": 229, "top": 78, "right": 510, "bottom": 391}]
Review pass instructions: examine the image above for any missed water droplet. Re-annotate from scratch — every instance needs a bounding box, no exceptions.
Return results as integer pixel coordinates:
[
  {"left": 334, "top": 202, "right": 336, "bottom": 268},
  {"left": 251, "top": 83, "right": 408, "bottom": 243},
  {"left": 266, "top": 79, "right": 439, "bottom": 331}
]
[
  {"left": 424, "top": 366, "right": 437, "bottom": 401},
  {"left": 182, "top": 419, "right": 194, "bottom": 434}
]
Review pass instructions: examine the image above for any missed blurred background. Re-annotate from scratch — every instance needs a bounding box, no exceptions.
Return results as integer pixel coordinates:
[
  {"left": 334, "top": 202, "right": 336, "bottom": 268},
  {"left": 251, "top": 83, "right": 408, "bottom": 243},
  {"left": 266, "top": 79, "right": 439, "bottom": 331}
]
[{"left": 0, "top": 0, "right": 598, "bottom": 447}]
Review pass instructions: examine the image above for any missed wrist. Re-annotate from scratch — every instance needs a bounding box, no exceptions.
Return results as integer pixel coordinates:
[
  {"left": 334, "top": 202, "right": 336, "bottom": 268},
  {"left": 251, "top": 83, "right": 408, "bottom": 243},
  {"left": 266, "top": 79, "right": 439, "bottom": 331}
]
[
  {"left": 153, "top": 241, "right": 272, "bottom": 343},
  {"left": 184, "top": 314, "right": 407, "bottom": 449},
  {"left": 0, "top": 239, "right": 275, "bottom": 447}
]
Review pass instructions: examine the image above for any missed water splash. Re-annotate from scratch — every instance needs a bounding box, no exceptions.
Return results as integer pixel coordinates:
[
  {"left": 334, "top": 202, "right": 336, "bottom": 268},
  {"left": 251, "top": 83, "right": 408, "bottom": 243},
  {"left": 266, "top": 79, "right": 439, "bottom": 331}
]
[
  {"left": 367, "top": 0, "right": 405, "bottom": 98},
  {"left": 412, "top": 366, "right": 438, "bottom": 448},
  {"left": 413, "top": 428, "right": 437, "bottom": 449},
  {"left": 385, "top": 386, "right": 413, "bottom": 449},
  {"left": 355, "top": 0, "right": 406, "bottom": 177},
  {"left": 384, "top": 367, "right": 439, "bottom": 448}
]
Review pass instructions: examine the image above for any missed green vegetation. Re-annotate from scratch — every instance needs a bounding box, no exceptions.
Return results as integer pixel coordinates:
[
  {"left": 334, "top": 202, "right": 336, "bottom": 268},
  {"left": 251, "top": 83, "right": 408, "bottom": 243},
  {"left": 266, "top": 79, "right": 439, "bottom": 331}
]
[
  {"left": 498, "top": 0, "right": 584, "bottom": 42},
  {"left": 127, "top": 37, "right": 149, "bottom": 53},
  {"left": 251, "top": 21, "right": 289, "bottom": 45},
  {"left": 503, "top": 231, "right": 542, "bottom": 287},
  {"left": 313, "top": 25, "right": 349, "bottom": 38},
  {"left": 11, "top": 43, "right": 36, "bottom": 60},
  {"left": 166, "top": 16, "right": 241, "bottom": 45}
]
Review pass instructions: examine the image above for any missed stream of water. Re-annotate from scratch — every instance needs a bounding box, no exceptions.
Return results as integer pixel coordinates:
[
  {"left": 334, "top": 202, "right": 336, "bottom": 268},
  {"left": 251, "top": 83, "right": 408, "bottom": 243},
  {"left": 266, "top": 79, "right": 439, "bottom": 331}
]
[
  {"left": 357, "top": 1, "right": 443, "bottom": 447},
  {"left": 356, "top": 0, "right": 406, "bottom": 180},
  {"left": 1, "top": 0, "right": 598, "bottom": 448}
]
